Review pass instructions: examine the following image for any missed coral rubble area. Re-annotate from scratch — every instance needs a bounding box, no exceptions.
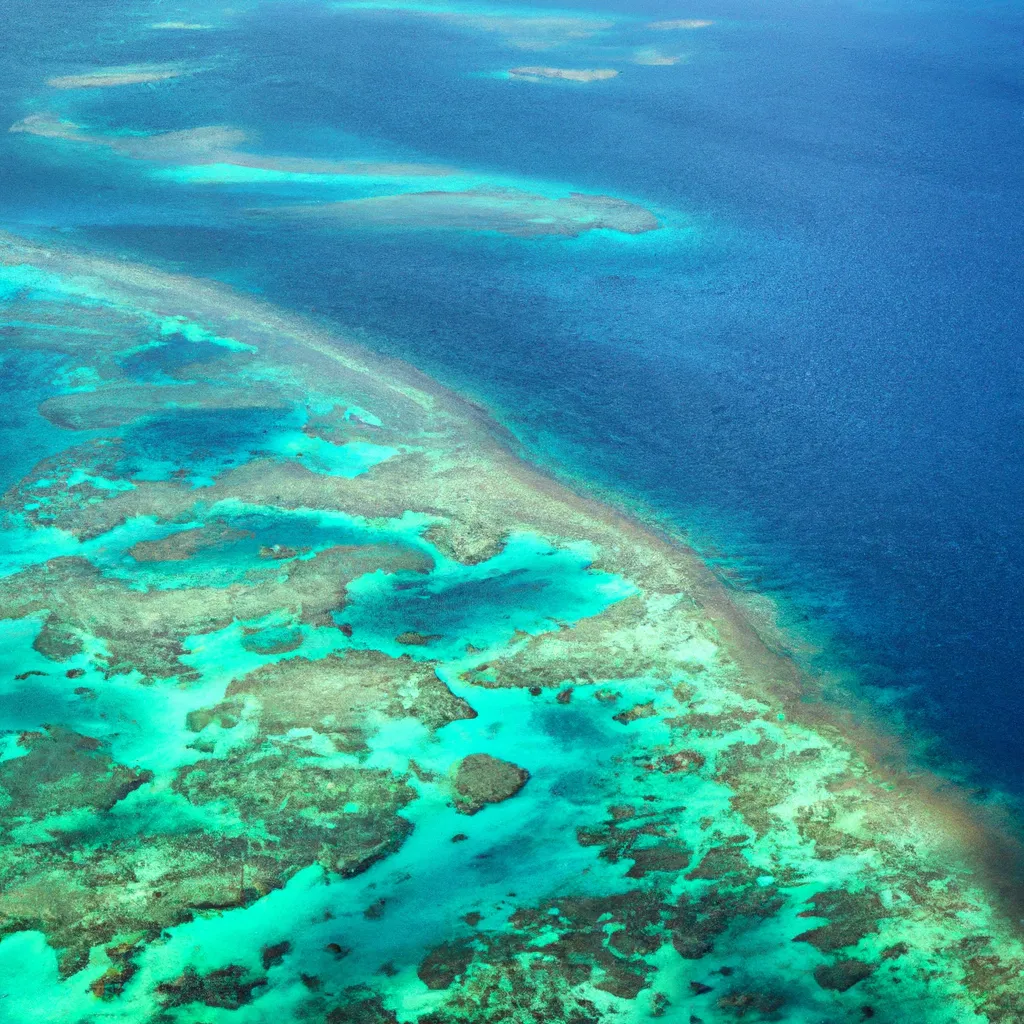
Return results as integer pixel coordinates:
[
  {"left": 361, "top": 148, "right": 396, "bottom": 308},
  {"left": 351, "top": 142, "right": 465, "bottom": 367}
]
[{"left": 0, "top": 231, "right": 1022, "bottom": 1023}]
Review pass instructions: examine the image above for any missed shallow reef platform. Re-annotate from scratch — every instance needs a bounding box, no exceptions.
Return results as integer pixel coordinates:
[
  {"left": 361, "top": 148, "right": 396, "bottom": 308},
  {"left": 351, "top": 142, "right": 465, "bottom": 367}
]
[{"left": 0, "top": 232, "right": 1022, "bottom": 1023}]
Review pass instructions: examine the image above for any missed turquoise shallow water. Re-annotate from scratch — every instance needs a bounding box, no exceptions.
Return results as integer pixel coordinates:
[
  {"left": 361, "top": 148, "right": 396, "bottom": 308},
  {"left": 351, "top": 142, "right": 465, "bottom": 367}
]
[
  {"left": 340, "top": 535, "right": 637, "bottom": 660},
  {"left": 2, "top": 0, "right": 1024, "bottom": 1021}
]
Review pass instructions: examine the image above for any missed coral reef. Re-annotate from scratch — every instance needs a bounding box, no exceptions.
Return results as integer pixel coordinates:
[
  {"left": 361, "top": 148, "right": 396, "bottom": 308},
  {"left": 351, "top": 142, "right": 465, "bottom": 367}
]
[
  {"left": 259, "top": 188, "right": 661, "bottom": 238},
  {"left": 0, "top": 234, "right": 1022, "bottom": 1022},
  {"left": 509, "top": 67, "right": 619, "bottom": 82}
]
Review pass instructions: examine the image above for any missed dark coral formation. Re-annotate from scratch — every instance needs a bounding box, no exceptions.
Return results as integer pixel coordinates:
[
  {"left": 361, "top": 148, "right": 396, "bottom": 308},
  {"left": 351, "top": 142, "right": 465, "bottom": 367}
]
[
  {"left": 451, "top": 754, "right": 530, "bottom": 814},
  {"left": 0, "top": 727, "right": 152, "bottom": 824},
  {"left": 224, "top": 651, "right": 475, "bottom": 751}
]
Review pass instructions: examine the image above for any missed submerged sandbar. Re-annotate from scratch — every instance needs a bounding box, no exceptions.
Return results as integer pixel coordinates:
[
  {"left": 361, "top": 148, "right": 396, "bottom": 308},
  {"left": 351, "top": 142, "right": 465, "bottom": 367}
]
[
  {"left": 46, "top": 63, "right": 193, "bottom": 89},
  {"left": 648, "top": 18, "right": 714, "bottom": 29},
  {"left": 261, "top": 188, "right": 661, "bottom": 237},
  {"left": 150, "top": 21, "right": 214, "bottom": 30},
  {"left": 632, "top": 48, "right": 683, "bottom": 66},
  {"left": 509, "top": 66, "right": 619, "bottom": 82}
]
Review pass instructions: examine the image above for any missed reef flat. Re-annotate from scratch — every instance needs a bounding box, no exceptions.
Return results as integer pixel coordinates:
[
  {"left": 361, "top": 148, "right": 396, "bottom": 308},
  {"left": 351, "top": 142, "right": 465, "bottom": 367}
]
[
  {"left": 508, "top": 67, "right": 619, "bottom": 83},
  {"left": 329, "top": 1, "right": 696, "bottom": 75},
  {"left": 630, "top": 50, "right": 682, "bottom": 66},
  {"left": 150, "top": 21, "right": 215, "bottom": 31},
  {"left": 45, "top": 63, "right": 192, "bottom": 90},
  {"left": 647, "top": 19, "right": 714, "bottom": 30},
  {"left": 260, "top": 189, "right": 660, "bottom": 237},
  {"left": 8, "top": 117, "right": 460, "bottom": 180},
  {"left": 8, "top": 114, "right": 659, "bottom": 235},
  {"left": 1, "top": 232, "right": 1023, "bottom": 1024}
]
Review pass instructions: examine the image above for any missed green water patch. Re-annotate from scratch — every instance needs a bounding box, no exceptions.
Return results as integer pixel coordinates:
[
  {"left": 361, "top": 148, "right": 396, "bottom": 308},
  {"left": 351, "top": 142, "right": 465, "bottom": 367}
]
[{"left": 339, "top": 532, "right": 638, "bottom": 660}]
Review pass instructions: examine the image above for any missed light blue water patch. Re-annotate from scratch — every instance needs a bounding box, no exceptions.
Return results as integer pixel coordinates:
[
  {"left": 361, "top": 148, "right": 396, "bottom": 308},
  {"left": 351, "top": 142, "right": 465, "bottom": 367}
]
[
  {"left": 0, "top": 614, "right": 251, "bottom": 772},
  {"left": 152, "top": 163, "right": 462, "bottom": 187},
  {"left": 342, "top": 403, "right": 382, "bottom": 427},
  {"left": 240, "top": 622, "right": 304, "bottom": 654},
  {"left": 154, "top": 314, "right": 255, "bottom": 352},
  {"left": 0, "top": 262, "right": 252, "bottom": 354},
  {"left": 0, "top": 932, "right": 86, "bottom": 1024},
  {"left": 180, "top": 615, "right": 338, "bottom": 686},
  {"left": 0, "top": 520, "right": 81, "bottom": 578},
  {"left": 151, "top": 162, "right": 624, "bottom": 218},
  {"left": 0, "top": 263, "right": 88, "bottom": 305},
  {"left": 64, "top": 470, "right": 135, "bottom": 492},
  {"left": 265, "top": 431, "right": 399, "bottom": 478},
  {"left": 339, "top": 532, "right": 638, "bottom": 659}
]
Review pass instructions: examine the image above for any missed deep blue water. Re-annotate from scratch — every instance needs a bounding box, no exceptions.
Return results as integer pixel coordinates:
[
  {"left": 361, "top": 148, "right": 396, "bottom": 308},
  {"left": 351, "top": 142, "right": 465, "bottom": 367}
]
[{"left": 2, "top": 0, "right": 1023, "bottom": 792}]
